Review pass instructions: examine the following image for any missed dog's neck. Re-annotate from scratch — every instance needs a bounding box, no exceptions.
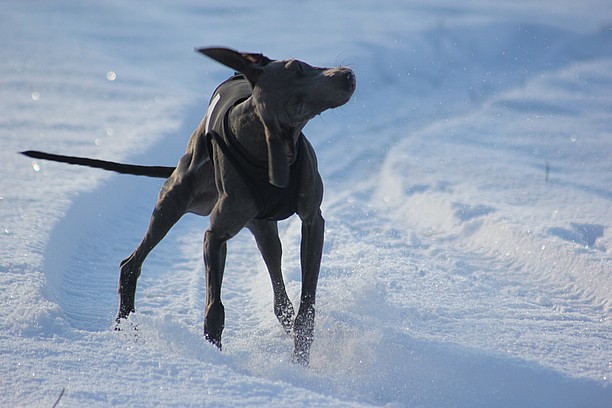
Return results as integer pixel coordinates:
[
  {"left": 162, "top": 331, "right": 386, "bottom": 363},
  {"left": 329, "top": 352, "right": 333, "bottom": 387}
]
[{"left": 229, "top": 97, "right": 304, "bottom": 163}]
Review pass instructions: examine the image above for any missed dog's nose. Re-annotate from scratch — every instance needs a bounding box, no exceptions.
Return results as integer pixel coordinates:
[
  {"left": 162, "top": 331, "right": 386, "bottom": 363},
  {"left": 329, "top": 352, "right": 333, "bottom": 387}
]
[{"left": 345, "top": 70, "right": 356, "bottom": 93}]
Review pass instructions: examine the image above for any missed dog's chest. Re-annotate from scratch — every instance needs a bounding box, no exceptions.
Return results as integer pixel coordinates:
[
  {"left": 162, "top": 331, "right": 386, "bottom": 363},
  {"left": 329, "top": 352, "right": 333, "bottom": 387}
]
[{"left": 204, "top": 75, "right": 304, "bottom": 221}]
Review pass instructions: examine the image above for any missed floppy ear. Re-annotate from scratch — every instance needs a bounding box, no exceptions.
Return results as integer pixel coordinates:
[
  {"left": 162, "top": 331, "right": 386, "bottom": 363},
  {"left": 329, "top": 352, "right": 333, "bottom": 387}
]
[
  {"left": 197, "top": 47, "right": 272, "bottom": 85},
  {"left": 258, "top": 114, "right": 295, "bottom": 188},
  {"left": 265, "top": 128, "right": 291, "bottom": 188}
]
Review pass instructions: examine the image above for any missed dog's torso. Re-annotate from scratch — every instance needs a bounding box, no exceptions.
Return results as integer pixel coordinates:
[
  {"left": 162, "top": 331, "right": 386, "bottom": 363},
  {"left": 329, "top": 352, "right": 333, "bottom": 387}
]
[{"left": 173, "top": 74, "right": 323, "bottom": 221}]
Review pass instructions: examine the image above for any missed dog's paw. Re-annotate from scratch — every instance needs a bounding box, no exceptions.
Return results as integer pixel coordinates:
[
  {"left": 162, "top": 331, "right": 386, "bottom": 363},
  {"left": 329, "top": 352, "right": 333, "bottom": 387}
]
[
  {"left": 113, "top": 317, "right": 140, "bottom": 343},
  {"left": 292, "top": 348, "right": 310, "bottom": 367},
  {"left": 204, "top": 333, "right": 223, "bottom": 351},
  {"left": 275, "top": 300, "right": 295, "bottom": 335}
]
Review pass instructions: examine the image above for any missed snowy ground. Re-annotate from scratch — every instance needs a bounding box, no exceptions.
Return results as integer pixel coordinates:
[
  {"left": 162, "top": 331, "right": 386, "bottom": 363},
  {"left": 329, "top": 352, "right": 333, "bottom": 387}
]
[{"left": 1, "top": 1, "right": 611, "bottom": 406}]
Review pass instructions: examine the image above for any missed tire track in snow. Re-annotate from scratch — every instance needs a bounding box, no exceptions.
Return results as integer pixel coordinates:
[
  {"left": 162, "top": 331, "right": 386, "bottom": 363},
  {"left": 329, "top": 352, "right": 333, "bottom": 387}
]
[{"left": 360, "top": 25, "right": 612, "bottom": 384}]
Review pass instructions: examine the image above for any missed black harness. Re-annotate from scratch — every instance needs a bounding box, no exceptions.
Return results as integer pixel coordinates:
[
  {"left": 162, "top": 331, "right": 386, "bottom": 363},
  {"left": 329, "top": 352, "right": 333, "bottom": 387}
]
[{"left": 205, "top": 75, "right": 304, "bottom": 221}]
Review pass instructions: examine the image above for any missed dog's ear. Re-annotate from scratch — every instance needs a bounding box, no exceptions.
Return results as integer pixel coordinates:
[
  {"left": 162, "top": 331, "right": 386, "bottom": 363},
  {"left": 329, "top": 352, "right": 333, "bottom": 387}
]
[
  {"left": 197, "top": 47, "right": 272, "bottom": 85},
  {"left": 265, "top": 132, "right": 291, "bottom": 188},
  {"left": 261, "top": 118, "right": 294, "bottom": 188}
]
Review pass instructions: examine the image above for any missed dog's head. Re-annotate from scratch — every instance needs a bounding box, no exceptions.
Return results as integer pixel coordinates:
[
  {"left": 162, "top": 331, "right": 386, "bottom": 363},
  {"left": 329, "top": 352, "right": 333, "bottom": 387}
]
[{"left": 198, "top": 47, "right": 356, "bottom": 188}]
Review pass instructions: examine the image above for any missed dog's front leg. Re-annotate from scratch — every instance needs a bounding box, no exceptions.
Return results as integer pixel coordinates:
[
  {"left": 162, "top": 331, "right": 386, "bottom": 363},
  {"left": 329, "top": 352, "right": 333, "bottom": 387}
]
[
  {"left": 293, "top": 210, "right": 324, "bottom": 366},
  {"left": 203, "top": 229, "right": 228, "bottom": 349}
]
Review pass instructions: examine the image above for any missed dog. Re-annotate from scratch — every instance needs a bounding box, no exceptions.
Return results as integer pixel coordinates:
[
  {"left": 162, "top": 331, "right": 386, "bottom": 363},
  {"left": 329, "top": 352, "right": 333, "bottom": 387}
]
[{"left": 22, "top": 47, "right": 356, "bottom": 365}]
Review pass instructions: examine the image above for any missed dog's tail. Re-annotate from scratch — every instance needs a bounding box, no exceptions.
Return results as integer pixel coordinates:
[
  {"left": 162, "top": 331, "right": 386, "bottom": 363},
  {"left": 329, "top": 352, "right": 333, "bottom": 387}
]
[{"left": 20, "top": 150, "right": 175, "bottom": 179}]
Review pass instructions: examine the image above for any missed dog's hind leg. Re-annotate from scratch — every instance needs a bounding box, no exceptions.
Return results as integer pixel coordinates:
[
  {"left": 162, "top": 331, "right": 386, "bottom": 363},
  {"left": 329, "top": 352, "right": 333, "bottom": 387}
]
[
  {"left": 116, "top": 175, "right": 192, "bottom": 323},
  {"left": 247, "top": 219, "right": 295, "bottom": 334}
]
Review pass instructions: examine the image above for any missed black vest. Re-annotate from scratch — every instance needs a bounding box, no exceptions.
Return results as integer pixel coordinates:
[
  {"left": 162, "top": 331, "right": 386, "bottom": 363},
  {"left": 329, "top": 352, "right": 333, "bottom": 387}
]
[{"left": 205, "top": 75, "right": 304, "bottom": 221}]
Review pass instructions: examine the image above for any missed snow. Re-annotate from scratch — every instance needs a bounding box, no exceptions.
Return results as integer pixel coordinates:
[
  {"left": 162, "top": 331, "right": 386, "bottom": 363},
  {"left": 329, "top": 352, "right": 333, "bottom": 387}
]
[{"left": 1, "top": 0, "right": 611, "bottom": 406}]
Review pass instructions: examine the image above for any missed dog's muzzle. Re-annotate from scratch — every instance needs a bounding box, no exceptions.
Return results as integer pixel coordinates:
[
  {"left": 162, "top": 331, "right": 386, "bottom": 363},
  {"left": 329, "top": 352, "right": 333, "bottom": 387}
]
[{"left": 344, "top": 70, "right": 356, "bottom": 93}]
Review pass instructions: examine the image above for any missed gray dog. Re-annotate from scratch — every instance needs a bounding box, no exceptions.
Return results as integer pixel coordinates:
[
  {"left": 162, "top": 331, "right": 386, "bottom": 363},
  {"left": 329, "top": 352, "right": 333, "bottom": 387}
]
[{"left": 22, "top": 47, "right": 356, "bottom": 365}]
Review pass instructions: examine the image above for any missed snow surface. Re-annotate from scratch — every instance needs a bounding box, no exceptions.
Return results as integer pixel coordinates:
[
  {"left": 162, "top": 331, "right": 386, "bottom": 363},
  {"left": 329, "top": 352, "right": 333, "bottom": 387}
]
[{"left": 1, "top": 0, "right": 611, "bottom": 406}]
